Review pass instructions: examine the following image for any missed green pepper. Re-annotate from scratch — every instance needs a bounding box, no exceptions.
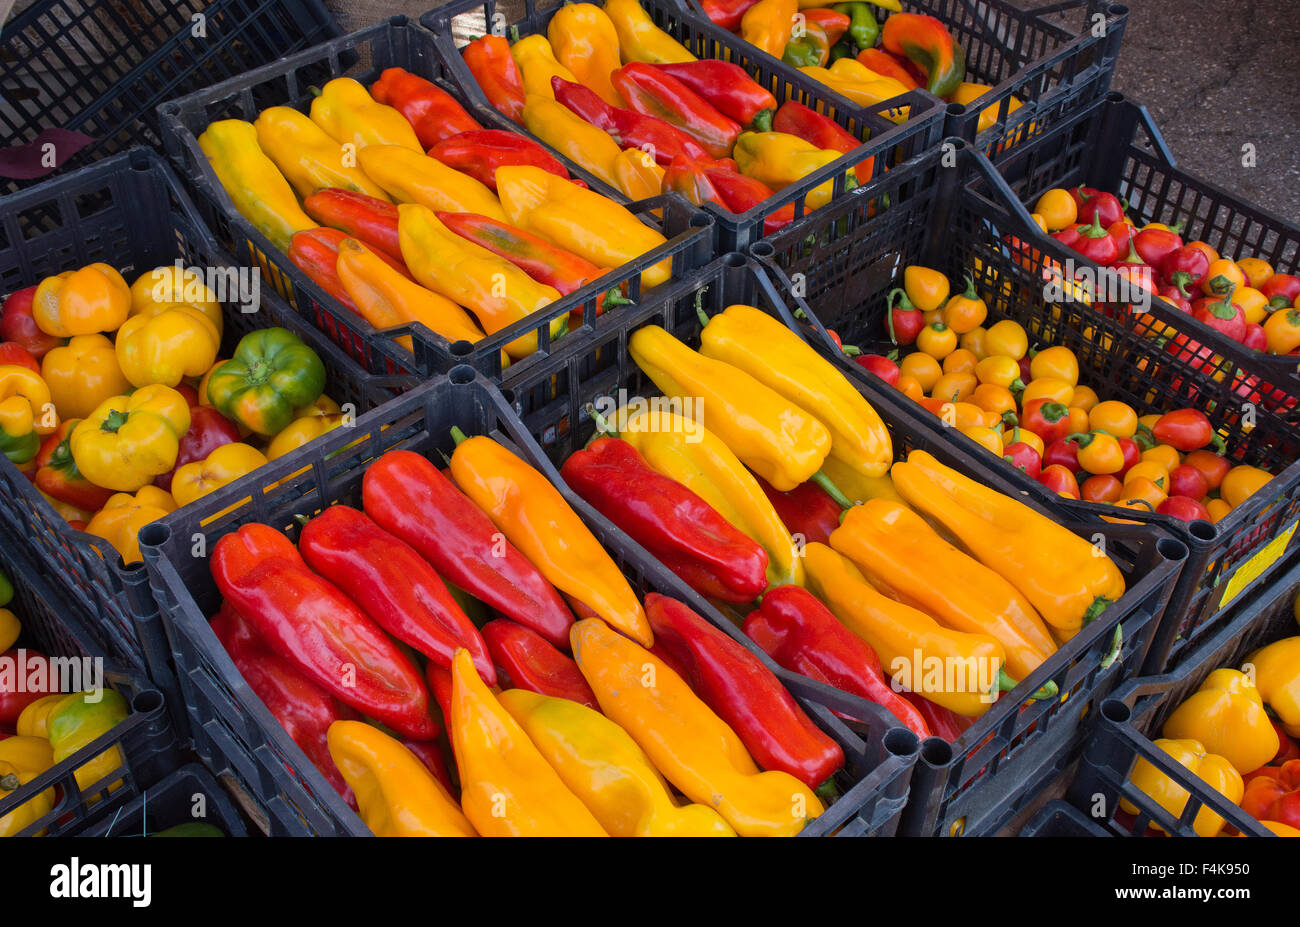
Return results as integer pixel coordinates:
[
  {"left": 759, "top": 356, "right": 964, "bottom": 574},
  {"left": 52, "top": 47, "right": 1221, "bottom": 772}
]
[
  {"left": 828, "top": 38, "right": 857, "bottom": 63},
  {"left": 0, "top": 427, "right": 39, "bottom": 465},
  {"left": 206, "top": 328, "right": 326, "bottom": 437},
  {"left": 832, "top": 2, "right": 880, "bottom": 52},
  {"left": 881, "top": 12, "right": 966, "bottom": 98},
  {"left": 782, "top": 22, "right": 830, "bottom": 68},
  {"left": 48, "top": 689, "right": 129, "bottom": 792},
  {"left": 152, "top": 822, "right": 226, "bottom": 837},
  {"left": 0, "top": 568, "right": 12, "bottom": 608}
]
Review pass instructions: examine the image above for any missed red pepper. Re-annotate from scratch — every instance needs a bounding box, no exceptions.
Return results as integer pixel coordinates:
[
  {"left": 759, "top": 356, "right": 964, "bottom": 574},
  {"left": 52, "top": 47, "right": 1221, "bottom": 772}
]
[
  {"left": 742, "top": 585, "right": 931, "bottom": 740},
  {"left": 427, "top": 128, "right": 577, "bottom": 191},
  {"left": 361, "top": 450, "right": 574, "bottom": 650},
  {"left": 855, "top": 353, "right": 900, "bottom": 385},
  {"left": 699, "top": 0, "right": 761, "bottom": 32},
  {"left": 481, "top": 619, "right": 599, "bottom": 710},
  {"left": 1070, "top": 185, "right": 1124, "bottom": 228},
  {"left": 647, "top": 593, "right": 844, "bottom": 790},
  {"left": 402, "top": 739, "right": 457, "bottom": 796},
  {"left": 855, "top": 49, "right": 921, "bottom": 90},
  {"left": 1133, "top": 226, "right": 1183, "bottom": 269},
  {"left": 1052, "top": 213, "right": 1120, "bottom": 265},
  {"left": 287, "top": 227, "right": 375, "bottom": 313},
  {"left": 1002, "top": 440, "right": 1042, "bottom": 480},
  {"left": 1157, "top": 283, "right": 1193, "bottom": 311},
  {"left": 561, "top": 437, "right": 769, "bottom": 602},
  {"left": 370, "top": 67, "right": 480, "bottom": 149},
  {"left": 1038, "top": 464, "right": 1079, "bottom": 497},
  {"left": 1273, "top": 722, "right": 1300, "bottom": 764},
  {"left": 552, "top": 76, "right": 710, "bottom": 166},
  {"left": 0, "top": 286, "right": 62, "bottom": 360},
  {"left": 302, "top": 189, "right": 403, "bottom": 264},
  {"left": 887, "top": 289, "right": 925, "bottom": 345},
  {"left": 646, "top": 60, "right": 777, "bottom": 130},
  {"left": 1156, "top": 495, "right": 1210, "bottom": 522},
  {"left": 0, "top": 342, "right": 40, "bottom": 373},
  {"left": 1116, "top": 436, "right": 1141, "bottom": 479},
  {"left": 211, "top": 523, "right": 436, "bottom": 739},
  {"left": 462, "top": 35, "right": 526, "bottom": 124},
  {"left": 298, "top": 504, "right": 496, "bottom": 684},
  {"left": 34, "top": 419, "right": 115, "bottom": 510},
  {"left": 880, "top": 13, "right": 964, "bottom": 97},
  {"left": 703, "top": 166, "right": 795, "bottom": 233},
  {"left": 665, "top": 154, "right": 726, "bottom": 208},
  {"left": 1107, "top": 220, "right": 1137, "bottom": 258},
  {"left": 155, "top": 405, "right": 241, "bottom": 493},
  {"left": 1041, "top": 437, "right": 1081, "bottom": 473},
  {"left": 900, "top": 691, "right": 971, "bottom": 742},
  {"left": 1261, "top": 273, "right": 1300, "bottom": 310},
  {"left": 1021, "top": 399, "right": 1074, "bottom": 445},
  {"left": 1240, "top": 759, "right": 1300, "bottom": 830},
  {"left": 1149, "top": 408, "right": 1223, "bottom": 453},
  {"left": 753, "top": 473, "right": 841, "bottom": 547},
  {"left": 610, "top": 63, "right": 742, "bottom": 160},
  {"left": 1242, "top": 322, "right": 1267, "bottom": 352},
  {"left": 771, "top": 100, "right": 871, "bottom": 183},
  {"left": 1159, "top": 245, "right": 1211, "bottom": 295},
  {"left": 0, "top": 648, "right": 54, "bottom": 724},
  {"left": 210, "top": 602, "right": 359, "bottom": 807},
  {"left": 1191, "top": 287, "right": 1247, "bottom": 342}
]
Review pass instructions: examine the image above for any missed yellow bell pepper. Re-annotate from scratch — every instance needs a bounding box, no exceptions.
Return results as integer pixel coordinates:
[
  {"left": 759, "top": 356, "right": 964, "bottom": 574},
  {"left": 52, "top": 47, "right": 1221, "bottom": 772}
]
[
  {"left": 114, "top": 305, "right": 221, "bottom": 389},
  {"left": 41, "top": 334, "right": 132, "bottom": 420},
  {"left": 494, "top": 165, "right": 671, "bottom": 288},
  {"left": 733, "top": 131, "right": 853, "bottom": 211},
  {"left": 326, "top": 720, "right": 476, "bottom": 837},
  {"left": 70, "top": 385, "right": 190, "bottom": 492},
  {"left": 741, "top": 0, "right": 797, "bottom": 58},
  {"left": 948, "top": 82, "right": 1024, "bottom": 136},
  {"left": 254, "top": 106, "right": 392, "bottom": 202},
  {"left": 85, "top": 486, "right": 178, "bottom": 565},
  {"left": 47, "top": 688, "right": 129, "bottom": 796},
  {"left": 171, "top": 442, "right": 268, "bottom": 508},
  {"left": 129, "top": 264, "right": 222, "bottom": 332},
  {"left": 605, "top": 0, "right": 696, "bottom": 63},
  {"left": 548, "top": 2, "right": 625, "bottom": 106},
  {"left": 16, "top": 693, "right": 68, "bottom": 738},
  {"left": 0, "top": 608, "right": 18, "bottom": 652},
  {"left": 357, "top": 145, "right": 506, "bottom": 222},
  {"left": 32, "top": 263, "right": 130, "bottom": 337},
  {"left": 0, "top": 365, "right": 58, "bottom": 465},
  {"left": 571, "top": 617, "right": 823, "bottom": 836},
  {"left": 499, "top": 688, "right": 735, "bottom": 836},
  {"left": 800, "top": 63, "right": 910, "bottom": 121},
  {"left": 1162, "top": 668, "right": 1280, "bottom": 773},
  {"left": 522, "top": 93, "right": 624, "bottom": 188},
  {"left": 266, "top": 413, "right": 346, "bottom": 461},
  {"left": 1246, "top": 636, "right": 1300, "bottom": 737},
  {"left": 612, "top": 147, "right": 665, "bottom": 200},
  {"left": 449, "top": 649, "right": 608, "bottom": 836},
  {"left": 628, "top": 324, "right": 832, "bottom": 490},
  {"left": 1120, "top": 738, "right": 1243, "bottom": 837},
  {"left": 0, "top": 736, "right": 56, "bottom": 837},
  {"left": 397, "top": 204, "right": 563, "bottom": 361},
  {"left": 308, "top": 77, "right": 421, "bottom": 152},
  {"left": 510, "top": 34, "right": 578, "bottom": 100}
]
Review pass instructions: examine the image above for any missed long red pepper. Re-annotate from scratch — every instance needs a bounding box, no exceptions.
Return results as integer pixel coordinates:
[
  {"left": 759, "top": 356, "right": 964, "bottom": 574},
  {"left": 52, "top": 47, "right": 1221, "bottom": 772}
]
[
  {"left": 646, "top": 61, "right": 776, "bottom": 130},
  {"left": 645, "top": 593, "right": 844, "bottom": 791},
  {"left": 551, "top": 77, "right": 710, "bottom": 166},
  {"left": 699, "top": 0, "right": 761, "bottom": 31},
  {"left": 286, "top": 228, "right": 402, "bottom": 355},
  {"left": 610, "top": 63, "right": 741, "bottom": 160},
  {"left": 402, "top": 739, "right": 458, "bottom": 796},
  {"left": 771, "top": 100, "right": 872, "bottom": 183},
  {"left": 302, "top": 189, "right": 403, "bottom": 264},
  {"left": 900, "top": 691, "right": 971, "bottom": 743},
  {"left": 704, "top": 166, "right": 795, "bottom": 232},
  {"left": 427, "top": 129, "right": 577, "bottom": 191},
  {"left": 297, "top": 504, "right": 497, "bottom": 685},
  {"left": 664, "top": 155, "right": 725, "bottom": 208},
  {"left": 361, "top": 450, "right": 575, "bottom": 650},
  {"left": 753, "top": 474, "right": 841, "bottom": 547},
  {"left": 371, "top": 67, "right": 480, "bottom": 149},
  {"left": 211, "top": 602, "right": 360, "bottom": 807},
  {"left": 481, "top": 619, "right": 600, "bottom": 710},
  {"left": 462, "top": 35, "right": 526, "bottom": 124},
  {"left": 741, "top": 585, "right": 932, "bottom": 740},
  {"left": 561, "top": 437, "right": 769, "bottom": 603}
]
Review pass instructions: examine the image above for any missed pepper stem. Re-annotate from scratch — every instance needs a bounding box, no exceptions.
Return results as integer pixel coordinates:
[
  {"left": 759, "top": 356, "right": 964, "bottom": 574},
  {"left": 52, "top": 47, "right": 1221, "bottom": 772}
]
[
  {"left": 450, "top": 426, "right": 470, "bottom": 446},
  {"left": 99, "top": 409, "right": 129, "bottom": 434},
  {"left": 1083, "top": 595, "right": 1112, "bottom": 625},
  {"left": 815, "top": 776, "right": 841, "bottom": 805},
  {"left": 751, "top": 108, "right": 774, "bottom": 132},
  {"left": 810, "top": 470, "right": 855, "bottom": 510},
  {"left": 961, "top": 271, "right": 978, "bottom": 299},
  {"left": 603, "top": 287, "right": 634, "bottom": 308},
  {"left": 1100, "top": 624, "right": 1123, "bottom": 669},
  {"left": 693, "top": 287, "right": 709, "bottom": 329},
  {"left": 586, "top": 404, "right": 618, "bottom": 438},
  {"left": 839, "top": 343, "right": 862, "bottom": 356},
  {"left": 0, "top": 773, "right": 18, "bottom": 791}
]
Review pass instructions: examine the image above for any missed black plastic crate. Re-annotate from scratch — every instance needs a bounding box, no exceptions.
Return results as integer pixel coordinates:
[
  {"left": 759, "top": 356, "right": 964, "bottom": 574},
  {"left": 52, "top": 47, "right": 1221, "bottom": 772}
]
[
  {"left": 157, "top": 16, "right": 716, "bottom": 385},
  {"left": 754, "top": 136, "right": 1300, "bottom": 679},
  {"left": 75, "top": 763, "right": 249, "bottom": 836},
  {"left": 137, "top": 370, "right": 917, "bottom": 836},
  {"left": 423, "top": 0, "right": 945, "bottom": 251},
  {"left": 1019, "top": 798, "right": 1112, "bottom": 836},
  {"left": 0, "top": 0, "right": 340, "bottom": 193},
  {"left": 0, "top": 148, "right": 412, "bottom": 694},
  {"left": 0, "top": 537, "right": 179, "bottom": 837},
  {"left": 1067, "top": 558, "right": 1300, "bottom": 838},
  {"left": 673, "top": 0, "right": 1126, "bottom": 156}
]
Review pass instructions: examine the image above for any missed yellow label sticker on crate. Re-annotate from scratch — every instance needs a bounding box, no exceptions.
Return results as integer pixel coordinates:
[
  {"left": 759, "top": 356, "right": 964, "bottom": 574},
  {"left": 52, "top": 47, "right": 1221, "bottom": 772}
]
[{"left": 1218, "top": 520, "right": 1299, "bottom": 609}]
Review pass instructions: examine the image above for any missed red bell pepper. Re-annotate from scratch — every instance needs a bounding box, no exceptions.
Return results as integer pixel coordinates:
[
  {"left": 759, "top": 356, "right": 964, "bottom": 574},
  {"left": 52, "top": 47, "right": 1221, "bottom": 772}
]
[
  {"left": 1070, "top": 186, "right": 1124, "bottom": 228},
  {"left": 370, "top": 67, "right": 480, "bottom": 149},
  {"left": 900, "top": 690, "right": 972, "bottom": 742},
  {"left": 1191, "top": 288, "right": 1247, "bottom": 342},
  {"left": 1239, "top": 759, "right": 1300, "bottom": 830},
  {"left": 742, "top": 585, "right": 931, "bottom": 740},
  {"left": 561, "top": 437, "right": 769, "bottom": 603},
  {"left": 210, "top": 602, "right": 359, "bottom": 807},
  {"left": 647, "top": 592, "right": 844, "bottom": 790},
  {"left": 1261, "top": 273, "right": 1300, "bottom": 310},
  {"left": 302, "top": 189, "right": 403, "bottom": 264},
  {"left": 610, "top": 63, "right": 742, "bottom": 160},
  {"left": 0, "top": 286, "right": 62, "bottom": 360},
  {"left": 427, "top": 128, "right": 577, "bottom": 191},
  {"left": 753, "top": 473, "right": 841, "bottom": 547},
  {"left": 298, "top": 504, "right": 496, "bottom": 684},
  {"left": 403, "top": 739, "right": 457, "bottom": 796},
  {"left": 462, "top": 35, "right": 526, "bottom": 124},
  {"left": 704, "top": 166, "right": 795, "bottom": 233},
  {"left": 856, "top": 49, "right": 921, "bottom": 90},
  {"left": 211, "top": 523, "right": 436, "bottom": 739},
  {"left": 645, "top": 60, "right": 776, "bottom": 130},
  {"left": 0, "top": 342, "right": 40, "bottom": 373},
  {"left": 155, "top": 405, "right": 241, "bottom": 493},
  {"left": 771, "top": 100, "right": 871, "bottom": 183},
  {"left": 552, "top": 77, "right": 710, "bottom": 166},
  {"left": 699, "top": 0, "right": 761, "bottom": 32},
  {"left": 1053, "top": 213, "right": 1120, "bottom": 265},
  {"left": 361, "top": 449, "right": 574, "bottom": 650},
  {"left": 481, "top": 619, "right": 598, "bottom": 710},
  {"left": 34, "top": 419, "right": 115, "bottom": 511},
  {"left": 0, "top": 648, "right": 54, "bottom": 725},
  {"left": 1159, "top": 245, "right": 1211, "bottom": 294}
]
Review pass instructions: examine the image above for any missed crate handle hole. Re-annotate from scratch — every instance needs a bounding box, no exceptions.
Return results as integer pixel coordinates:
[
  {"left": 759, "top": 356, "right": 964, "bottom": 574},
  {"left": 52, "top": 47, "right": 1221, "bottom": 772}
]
[
  {"left": 1187, "top": 520, "right": 1217, "bottom": 544},
  {"left": 884, "top": 727, "right": 919, "bottom": 760},
  {"left": 749, "top": 241, "right": 775, "bottom": 260},
  {"left": 138, "top": 522, "right": 170, "bottom": 551},
  {"left": 449, "top": 365, "right": 476, "bottom": 386},
  {"left": 920, "top": 737, "right": 953, "bottom": 768},
  {"left": 450, "top": 340, "right": 475, "bottom": 359},
  {"left": 131, "top": 688, "right": 165, "bottom": 715},
  {"left": 1100, "top": 697, "right": 1130, "bottom": 724},
  {"left": 723, "top": 252, "right": 746, "bottom": 268},
  {"left": 1156, "top": 537, "right": 1188, "bottom": 564}
]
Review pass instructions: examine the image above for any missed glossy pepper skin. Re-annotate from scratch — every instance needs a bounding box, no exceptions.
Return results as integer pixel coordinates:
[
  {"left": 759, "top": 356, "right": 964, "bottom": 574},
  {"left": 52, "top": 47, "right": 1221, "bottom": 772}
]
[
  {"left": 1240, "top": 760, "right": 1300, "bottom": 830},
  {"left": 206, "top": 328, "right": 325, "bottom": 437},
  {"left": 1, "top": 286, "right": 61, "bottom": 359},
  {"left": 115, "top": 305, "right": 220, "bottom": 389},
  {"left": 604, "top": 0, "right": 696, "bottom": 64},
  {"left": 833, "top": 2, "right": 881, "bottom": 51},
  {"left": 1121, "top": 738, "right": 1243, "bottom": 837},
  {"left": 521, "top": 91, "right": 624, "bottom": 187},
  {"left": 573, "top": 617, "right": 823, "bottom": 836},
  {"left": 771, "top": 100, "right": 871, "bottom": 184},
  {"left": 34, "top": 419, "right": 114, "bottom": 511},
  {"left": 610, "top": 64, "right": 742, "bottom": 160},
  {"left": 450, "top": 431, "right": 652, "bottom": 647},
  {"left": 734, "top": 131, "right": 854, "bottom": 211},
  {"left": 362, "top": 450, "right": 574, "bottom": 649},
  {"left": 646, "top": 593, "right": 843, "bottom": 790},
  {"left": 481, "top": 619, "right": 598, "bottom": 710},
  {"left": 303, "top": 189, "right": 403, "bottom": 263},
  {"left": 741, "top": 0, "right": 797, "bottom": 58},
  {"left": 754, "top": 474, "right": 840, "bottom": 547},
  {"left": 71, "top": 384, "right": 189, "bottom": 492},
  {"left": 783, "top": 21, "right": 830, "bottom": 68},
  {"left": 84, "top": 486, "right": 176, "bottom": 565},
  {"left": 1162, "top": 668, "right": 1279, "bottom": 774},
  {"left": 0, "top": 735, "right": 55, "bottom": 836},
  {"left": 327, "top": 720, "right": 475, "bottom": 836},
  {"left": 211, "top": 523, "right": 436, "bottom": 739},
  {"left": 370, "top": 67, "right": 479, "bottom": 149},
  {"left": 463, "top": 35, "right": 526, "bottom": 123},
  {"left": 831, "top": 500, "right": 1057, "bottom": 680},
  {"left": 171, "top": 442, "right": 266, "bottom": 507},
  {"left": 649, "top": 61, "right": 776, "bottom": 130},
  {"left": 449, "top": 648, "right": 608, "bottom": 836},
  {"left": 702, "top": 0, "right": 761, "bottom": 31},
  {"left": 298, "top": 505, "right": 495, "bottom": 683},
  {"left": 799, "top": 62, "right": 910, "bottom": 118},
  {"left": 704, "top": 166, "right": 796, "bottom": 232},
  {"left": 1246, "top": 637, "right": 1300, "bottom": 736},
  {"left": 32, "top": 263, "right": 130, "bottom": 338},
  {"left": 309, "top": 77, "right": 422, "bottom": 152},
  {"left": 880, "top": 13, "right": 964, "bottom": 97},
  {"left": 358, "top": 145, "right": 507, "bottom": 222},
  {"left": 562, "top": 437, "right": 769, "bottom": 602},
  {"left": 743, "top": 584, "right": 931, "bottom": 739},
  {"left": 427, "top": 128, "right": 574, "bottom": 191},
  {"left": 197, "top": 120, "right": 318, "bottom": 252},
  {"left": 552, "top": 76, "right": 710, "bottom": 166},
  {"left": 549, "top": 2, "right": 624, "bottom": 107},
  {"left": 511, "top": 34, "right": 578, "bottom": 101},
  {"left": 892, "top": 450, "right": 1127, "bottom": 633},
  {"left": 629, "top": 324, "right": 832, "bottom": 491},
  {"left": 253, "top": 107, "right": 392, "bottom": 202},
  {"left": 501, "top": 688, "right": 735, "bottom": 836},
  {"left": 48, "top": 689, "right": 130, "bottom": 793},
  {"left": 856, "top": 48, "right": 921, "bottom": 89}
]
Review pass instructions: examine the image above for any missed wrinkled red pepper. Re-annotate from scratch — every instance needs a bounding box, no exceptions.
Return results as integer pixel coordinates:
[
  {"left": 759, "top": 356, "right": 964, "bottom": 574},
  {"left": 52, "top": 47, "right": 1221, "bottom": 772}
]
[
  {"left": 370, "top": 67, "right": 480, "bottom": 149},
  {"left": 753, "top": 473, "right": 841, "bottom": 547},
  {"left": 552, "top": 76, "right": 710, "bottom": 166},
  {"left": 646, "top": 60, "right": 776, "bottom": 130},
  {"left": 302, "top": 189, "right": 403, "bottom": 264},
  {"left": 427, "top": 128, "right": 577, "bottom": 191},
  {"left": 610, "top": 63, "right": 742, "bottom": 160},
  {"left": 462, "top": 35, "right": 526, "bottom": 124},
  {"left": 481, "top": 619, "right": 599, "bottom": 710},
  {"left": 34, "top": 419, "right": 115, "bottom": 510}
]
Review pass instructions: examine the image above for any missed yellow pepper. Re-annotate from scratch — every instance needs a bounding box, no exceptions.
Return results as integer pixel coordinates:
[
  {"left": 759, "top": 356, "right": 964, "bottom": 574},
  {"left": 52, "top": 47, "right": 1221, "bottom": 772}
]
[
  {"left": 1162, "top": 668, "right": 1280, "bottom": 773},
  {"left": 1220, "top": 464, "right": 1271, "bottom": 508},
  {"left": 1120, "top": 738, "right": 1242, "bottom": 837},
  {"left": 0, "top": 608, "right": 18, "bottom": 652},
  {"left": 499, "top": 688, "right": 735, "bottom": 836},
  {"left": 47, "top": 688, "right": 129, "bottom": 796},
  {"left": 733, "top": 131, "right": 852, "bottom": 211},
  {"left": 741, "top": 0, "right": 797, "bottom": 58},
  {"left": 266, "top": 413, "right": 347, "bottom": 461},
  {"left": 171, "top": 442, "right": 268, "bottom": 508},
  {"left": 0, "top": 736, "right": 56, "bottom": 837},
  {"left": 1245, "top": 637, "right": 1300, "bottom": 736},
  {"left": 612, "top": 147, "right": 665, "bottom": 200},
  {"left": 198, "top": 119, "right": 319, "bottom": 252},
  {"left": 819, "top": 456, "right": 906, "bottom": 506},
  {"left": 16, "top": 693, "right": 68, "bottom": 738},
  {"left": 326, "top": 720, "right": 476, "bottom": 837},
  {"left": 308, "top": 77, "right": 422, "bottom": 152},
  {"left": 129, "top": 264, "right": 222, "bottom": 331},
  {"left": 40, "top": 334, "right": 132, "bottom": 420},
  {"left": 571, "top": 617, "right": 823, "bottom": 836},
  {"left": 522, "top": 93, "right": 624, "bottom": 188},
  {"left": 605, "top": 0, "right": 696, "bottom": 63},
  {"left": 548, "top": 2, "right": 625, "bottom": 106},
  {"left": 397, "top": 205, "right": 563, "bottom": 361},
  {"left": 32, "top": 263, "right": 130, "bottom": 337},
  {"left": 903, "top": 265, "right": 950, "bottom": 313},
  {"left": 628, "top": 324, "right": 832, "bottom": 490},
  {"left": 449, "top": 649, "right": 608, "bottom": 836},
  {"left": 85, "top": 486, "right": 178, "bottom": 564},
  {"left": 0, "top": 365, "right": 58, "bottom": 465},
  {"left": 949, "top": 82, "right": 1024, "bottom": 136},
  {"left": 357, "top": 145, "right": 506, "bottom": 222},
  {"left": 510, "top": 34, "right": 578, "bottom": 100},
  {"left": 71, "top": 385, "right": 190, "bottom": 492},
  {"left": 115, "top": 305, "right": 221, "bottom": 389},
  {"left": 254, "top": 106, "right": 393, "bottom": 202},
  {"left": 494, "top": 165, "right": 671, "bottom": 288},
  {"left": 800, "top": 62, "right": 910, "bottom": 121}
]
